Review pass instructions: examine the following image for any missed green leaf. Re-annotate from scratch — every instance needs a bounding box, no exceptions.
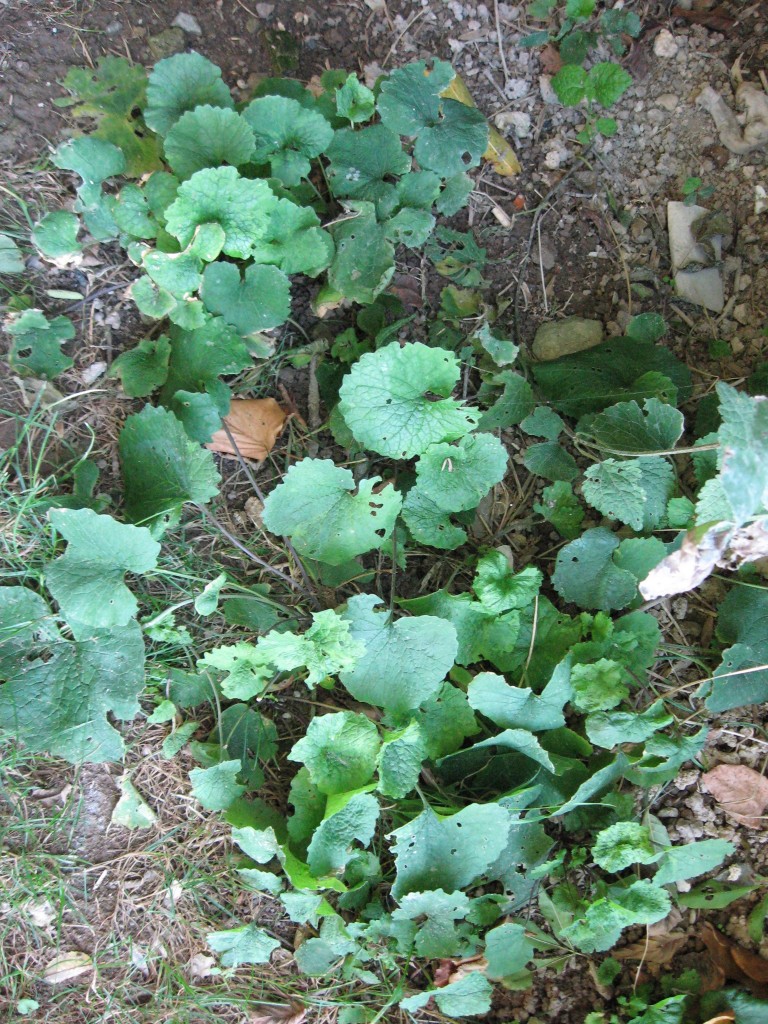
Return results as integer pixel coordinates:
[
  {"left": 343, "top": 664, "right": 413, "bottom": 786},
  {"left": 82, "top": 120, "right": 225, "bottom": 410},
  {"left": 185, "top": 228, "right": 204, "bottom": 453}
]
[
  {"left": 6, "top": 309, "right": 75, "bottom": 379},
  {"left": 197, "top": 643, "right": 272, "bottom": 700},
  {"left": 570, "top": 658, "right": 629, "bottom": 712},
  {"left": 534, "top": 481, "right": 585, "bottom": 539},
  {"left": 585, "top": 700, "right": 673, "bottom": 748},
  {"left": 377, "top": 59, "right": 456, "bottom": 135},
  {"left": 583, "top": 399, "right": 684, "bottom": 454},
  {"left": 392, "top": 889, "right": 472, "bottom": 958},
  {"left": 328, "top": 201, "right": 395, "bottom": 304},
  {"left": 0, "top": 233, "right": 25, "bottom": 273},
  {"left": 0, "top": 606, "right": 145, "bottom": 763},
  {"left": 593, "top": 822, "right": 659, "bottom": 872},
  {"left": 566, "top": 0, "right": 595, "bottom": 16},
  {"left": 552, "top": 528, "right": 641, "bottom": 611},
  {"left": 619, "top": 879, "right": 672, "bottom": 923},
  {"left": 484, "top": 921, "right": 535, "bottom": 980},
  {"left": 523, "top": 441, "right": 579, "bottom": 482},
  {"left": 120, "top": 405, "right": 220, "bottom": 529},
  {"left": 145, "top": 52, "right": 234, "bottom": 136},
  {"left": 219, "top": 702, "right": 276, "bottom": 784},
  {"left": 111, "top": 778, "right": 157, "bottom": 829},
  {"left": 243, "top": 95, "right": 333, "bottom": 185},
  {"left": 521, "top": 406, "right": 565, "bottom": 440},
  {"left": 399, "top": 590, "right": 519, "bottom": 668},
  {"left": 113, "top": 184, "right": 160, "bottom": 239},
  {"left": 436, "top": 172, "right": 474, "bottom": 216},
  {"left": 163, "top": 105, "right": 255, "bottom": 179},
  {"left": 627, "top": 313, "right": 667, "bottom": 343},
  {"left": 142, "top": 248, "right": 202, "bottom": 297},
  {"left": 59, "top": 55, "right": 147, "bottom": 118},
  {"left": 716, "top": 383, "right": 768, "bottom": 525},
  {"left": 202, "top": 261, "right": 290, "bottom": 334},
  {"left": 384, "top": 207, "right": 435, "bottom": 249},
  {"left": 391, "top": 803, "right": 511, "bottom": 899},
  {"left": 108, "top": 334, "right": 171, "bottom": 397},
  {"left": 249, "top": 197, "right": 333, "bottom": 277},
  {"left": 376, "top": 722, "right": 427, "bottom": 799},
  {"left": 400, "top": 488, "right": 468, "bottom": 550},
  {"left": 307, "top": 792, "right": 380, "bottom": 876},
  {"left": 412, "top": 433, "right": 508, "bottom": 513},
  {"left": 533, "top": 339, "right": 691, "bottom": 419},
  {"left": 552, "top": 65, "right": 588, "bottom": 106},
  {"left": 584, "top": 457, "right": 674, "bottom": 532},
  {"left": 257, "top": 610, "right": 364, "bottom": 686},
  {"left": 478, "top": 371, "right": 535, "bottom": 430},
  {"left": 708, "top": 586, "right": 768, "bottom": 711},
  {"left": 474, "top": 553, "right": 542, "bottom": 613},
  {"left": 415, "top": 683, "right": 480, "bottom": 760},
  {"left": 336, "top": 73, "right": 376, "bottom": 123},
  {"left": 262, "top": 459, "right": 401, "bottom": 566},
  {"left": 46, "top": 508, "right": 159, "bottom": 628},
  {"left": 326, "top": 125, "right": 411, "bottom": 201},
  {"left": 474, "top": 323, "right": 519, "bottom": 367},
  {"left": 53, "top": 135, "right": 126, "bottom": 186},
  {"left": 340, "top": 594, "right": 458, "bottom": 714},
  {"left": 415, "top": 101, "right": 488, "bottom": 177},
  {"left": 338, "top": 341, "right": 477, "bottom": 459},
  {"left": 207, "top": 923, "right": 279, "bottom": 967},
  {"left": 468, "top": 662, "right": 571, "bottom": 732},
  {"left": 401, "top": 973, "right": 493, "bottom": 1017},
  {"left": 130, "top": 276, "right": 176, "bottom": 319},
  {"left": 159, "top": 319, "right": 251, "bottom": 407},
  {"left": 554, "top": 752, "right": 629, "bottom": 816},
  {"left": 32, "top": 211, "right": 82, "bottom": 259},
  {"left": 586, "top": 62, "right": 633, "bottom": 108},
  {"left": 189, "top": 759, "right": 245, "bottom": 810},
  {"left": 653, "top": 839, "right": 732, "bottom": 887},
  {"left": 0, "top": 588, "right": 59, "bottom": 677},
  {"left": 164, "top": 166, "right": 279, "bottom": 259},
  {"left": 289, "top": 712, "right": 380, "bottom": 795}
]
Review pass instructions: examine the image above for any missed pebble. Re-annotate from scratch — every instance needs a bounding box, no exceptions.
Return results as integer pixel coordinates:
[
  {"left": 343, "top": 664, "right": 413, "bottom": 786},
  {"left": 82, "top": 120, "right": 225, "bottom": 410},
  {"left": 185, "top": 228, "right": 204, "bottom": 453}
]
[
  {"left": 656, "top": 93, "right": 678, "bottom": 112},
  {"left": 172, "top": 12, "right": 202, "bottom": 35},
  {"left": 734, "top": 303, "right": 751, "bottom": 325},
  {"left": 105, "top": 20, "right": 122, "bottom": 36},
  {"left": 538, "top": 75, "right": 559, "bottom": 105},
  {"left": 654, "top": 29, "right": 679, "bottom": 58},
  {"left": 495, "top": 110, "right": 532, "bottom": 138}
]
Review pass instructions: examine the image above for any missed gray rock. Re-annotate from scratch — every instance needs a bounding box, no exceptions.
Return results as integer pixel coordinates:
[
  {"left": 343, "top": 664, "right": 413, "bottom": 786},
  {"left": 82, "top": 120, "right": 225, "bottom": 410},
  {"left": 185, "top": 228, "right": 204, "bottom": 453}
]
[
  {"left": 532, "top": 317, "right": 604, "bottom": 361},
  {"left": 172, "top": 12, "right": 202, "bottom": 34},
  {"left": 148, "top": 27, "right": 185, "bottom": 60},
  {"left": 667, "top": 201, "right": 725, "bottom": 312}
]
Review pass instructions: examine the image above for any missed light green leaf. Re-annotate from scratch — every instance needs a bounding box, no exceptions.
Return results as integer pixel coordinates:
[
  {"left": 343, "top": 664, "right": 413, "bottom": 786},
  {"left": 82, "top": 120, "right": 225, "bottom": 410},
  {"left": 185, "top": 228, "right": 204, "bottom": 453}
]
[
  {"left": 189, "top": 760, "right": 245, "bottom": 810},
  {"left": 130, "top": 276, "right": 176, "bottom": 319},
  {"left": 377, "top": 59, "right": 456, "bottom": 135},
  {"left": 113, "top": 185, "right": 157, "bottom": 239},
  {"left": 583, "top": 399, "right": 684, "bottom": 454},
  {"left": 59, "top": 54, "right": 147, "bottom": 118},
  {"left": 32, "top": 211, "right": 82, "bottom": 259},
  {"left": 585, "top": 701, "right": 673, "bottom": 748},
  {"left": 307, "top": 792, "right": 380, "bottom": 876},
  {"left": 592, "top": 822, "right": 659, "bottom": 872},
  {"left": 523, "top": 441, "right": 579, "bottom": 482},
  {"left": 231, "top": 825, "right": 281, "bottom": 864},
  {"left": 399, "top": 589, "right": 520, "bottom": 668},
  {"left": 412, "top": 433, "right": 508, "bottom": 513},
  {"left": 570, "top": 659, "right": 629, "bottom": 713},
  {"left": 197, "top": 643, "right": 272, "bottom": 700},
  {"left": 414, "top": 101, "right": 488, "bottom": 177},
  {"left": 468, "top": 661, "right": 571, "bottom": 732},
  {"left": 248, "top": 197, "right": 333, "bottom": 277},
  {"left": 552, "top": 527, "right": 639, "bottom": 611},
  {"left": 328, "top": 201, "right": 395, "bottom": 304},
  {"left": 120, "top": 405, "right": 220, "bottom": 529},
  {"left": 142, "top": 248, "right": 202, "bottom": 297},
  {"left": 262, "top": 459, "right": 401, "bottom": 566},
  {"left": 392, "top": 889, "right": 472, "bottom": 958},
  {"left": 377, "top": 722, "right": 427, "bottom": 799},
  {"left": 202, "top": 261, "right": 290, "bottom": 334},
  {"left": 474, "top": 323, "right": 519, "bottom": 366},
  {"left": 53, "top": 135, "right": 126, "bottom": 185},
  {"left": 391, "top": 803, "right": 511, "bottom": 899},
  {"left": 484, "top": 921, "right": 535, "bottom": 980},
  {"left": 619, "top": 879, "right": 672, "bottom": 924},
  {"left": 164, "top": 166, "right": 278, "bottom": 258},
  {"left": 653, "top": 839, "right": 733, "bottom": 887},
  {"left": 163, "top": 105, "right": 255, "bottom": 179},
  {"left": 401, "top": 488, "right": 468, "bottom": 550},
  {"left": 243, "top": 95, "right": 333, "bottom": 185},
  {"left": 414, "top": 682, "right": 480, "bottom": 760},
  {"left": 326, "top": 125, "right": 411, "bottom": 201},
  {"left": 46, "top": 508, "right": 159, "bottom": 628},
  {"left": 108, "top": 334, "right": 171, "bottom": 397},
  {"left": 193, "top": 573, "right": 228, "bottom": 616},
  {"left": 145, "top": 52, "right": 234, "bottom": 136},
  {"left": 521, "top": 407, "right": 565, "bottom": 440},
  {"left": 339, "top": 341, "right": 477, "bottom": 459},
  {"left": 708, "top": 586, "right": 768, "bottom": 711},
  {"left": 257, "top": 609, "right": 364, "bottom": 686},
  {"left": 716, "top": 383, "right": 768, "bottom": 525},
  {"left": 384, "top": 207, "right": 435, "bottom": 249},
  {"left": 0, "top": 233, "right": 25, "bottom": 273},
  {"left": 336, "top": 73, "right": 376, "bottom": 123},
  {"left": 289, "top": 712, "right": 380, "bottom": 795},
  {"left": 111, "top": 777, "right": 157, "bottom": 828},
  {"left": 478, "top": 370, "right": 535, "bottom": 430},
  {"left": 586, "top": 62, "right": 633, "bottom": 107},
  {"left": 340, "top": 594, "right": 457, "bottom": 714},
  {"left": 552, "top": 65, "right": 588, "bottom": 105},
  {"left": 474, "top": 554, "right": 542, "bottom": 613},
  {"left": 238, "top": 868, "right": 284, "bottom": 895},
  {"left": 534, "top": 481, "right": 585, "bottom": 540},
  {"left": 6, "top": 309, "right": 75, "bottom": 379},
  {"left": 401, "top": 973, "right": 493, "bottom": 1017},
  {"left": 0, "top": 609, "right": 145, "bottom": 763},
  {"left": 0, "top": 588, "right": 59, "bottom": 676},
  {"left": 207, "top": 923, "right": 279, "bottom": 967}
]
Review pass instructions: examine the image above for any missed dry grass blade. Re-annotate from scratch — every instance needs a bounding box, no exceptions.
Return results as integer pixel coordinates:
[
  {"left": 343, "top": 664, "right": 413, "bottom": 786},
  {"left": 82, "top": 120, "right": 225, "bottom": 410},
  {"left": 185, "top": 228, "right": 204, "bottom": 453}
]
[
  {"left": 206, "top": 398, "right": 287, "bottom": 461},
  {"left": 250, "top": 999, "right": 306, "bottom": 1024},
  {"left": 701, "top": 763, "right": 768, "bottom": 828}
]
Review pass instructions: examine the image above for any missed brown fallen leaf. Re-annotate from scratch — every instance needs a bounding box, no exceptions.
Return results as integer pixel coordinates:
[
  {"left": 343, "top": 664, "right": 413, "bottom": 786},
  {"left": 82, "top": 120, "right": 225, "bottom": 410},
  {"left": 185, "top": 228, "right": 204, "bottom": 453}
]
[
  {"left": 672, "top": 6, "right": 736, "bottom": 32},
  {"left": 539, "top": 43, "right": 562, "bottom": 76},
  {"left": 206, "top": 398, "right": 287, "bottom": 462},
  {"left": 703, "top": 1015, "right": 735, "bottom": 1024},
  {"left": 613, "top": 932, "right": 688, "bottom": 966},
  {"left": 701, "top": 763, "right": 768, "bottom": 828},
  {"left": 250, "top": 1000, "right": 306, "bottom": 1024},
  {"left": 701, "top": 922, "right": 768, "bottom": 999}
]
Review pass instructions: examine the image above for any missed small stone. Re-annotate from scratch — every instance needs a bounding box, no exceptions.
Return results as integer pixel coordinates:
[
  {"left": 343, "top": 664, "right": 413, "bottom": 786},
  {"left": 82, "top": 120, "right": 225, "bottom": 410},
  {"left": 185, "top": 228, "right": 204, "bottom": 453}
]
[
  {"left": 172, "top": 12, "right": 202, "bottom": 35},
  {"left": 544, "top": 149, "right": 562, "bottom": 170},
  {"left": 538, "top": 74, "right": 559, "bottom": 105},
  {"left": 105, "top": 20, "right": 123, "bottom": 36},
  {"left": 731, "top": 338, "right": 745, "bottom": 356},
  {"left": 656, "top": 92, "right": 678, "bottom": 112},
  {"left": 256, "top": 2, "right": 275, "bottom": 15},
  {"left": 654, "top": 28, "right": 679, "bottom": 58},
  {"left": 495, "top": 110, "right": 531, "bottom": 138},
  {"left": 733, "top": 303, "right": 751, "bottom": 325},
  {"left": 148, "top": 27, "right": 185, "bottom": 60},
  {"left": 532, "top": 317, "right": 604, "bottom": 361},
  {"left": 667, "top": 201, "right": 724, "bottom": 312}
]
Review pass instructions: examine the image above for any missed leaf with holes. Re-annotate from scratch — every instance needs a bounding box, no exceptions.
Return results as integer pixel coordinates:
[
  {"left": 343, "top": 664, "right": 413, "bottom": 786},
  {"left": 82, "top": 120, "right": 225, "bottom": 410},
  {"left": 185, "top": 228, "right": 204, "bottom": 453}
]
[
  {"left": 6, "top": 309, "right": 75, "bottom": 379},
  {"left": 552, "top": 527, "right": 640, "bottom": 611},
  {"left": 328, "top": 201, "right": 395, "bottom": 304},
  {"left": 340, "top": 594, "right": 457, "bottom": 714},
  {"left": 392, "top": 889, "right": 472, "bottom": 958},
  {"left": 377, "top": 59, "right": 456, "bottom": 135},
  {"left": 262, "top": 459, "right": 401, "bottom": 566},
  {"left": 339, "top": 341, "right": 478, "bottom": 459},
  {"left": 326, "top": 125, "right": 411, "bottom": 202},
  {"left": 582, "top": 399, "right": 685, "bottom": 454}
]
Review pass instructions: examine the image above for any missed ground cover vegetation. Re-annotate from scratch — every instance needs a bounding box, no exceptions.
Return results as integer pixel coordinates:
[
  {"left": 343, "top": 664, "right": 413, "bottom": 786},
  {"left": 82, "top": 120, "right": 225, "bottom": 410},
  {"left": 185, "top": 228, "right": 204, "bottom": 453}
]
[{"left": 1, "top": 29, "right": 768, "bottom": 1024}]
